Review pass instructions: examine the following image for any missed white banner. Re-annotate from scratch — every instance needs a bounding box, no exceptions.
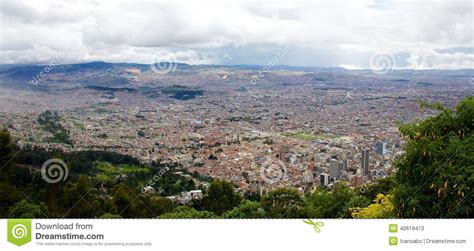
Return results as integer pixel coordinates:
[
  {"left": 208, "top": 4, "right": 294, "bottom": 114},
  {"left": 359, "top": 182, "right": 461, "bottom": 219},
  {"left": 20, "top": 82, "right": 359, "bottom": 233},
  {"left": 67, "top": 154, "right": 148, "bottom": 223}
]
[{"left": 1, "top": 219, "right": 472, "bottom": 251}]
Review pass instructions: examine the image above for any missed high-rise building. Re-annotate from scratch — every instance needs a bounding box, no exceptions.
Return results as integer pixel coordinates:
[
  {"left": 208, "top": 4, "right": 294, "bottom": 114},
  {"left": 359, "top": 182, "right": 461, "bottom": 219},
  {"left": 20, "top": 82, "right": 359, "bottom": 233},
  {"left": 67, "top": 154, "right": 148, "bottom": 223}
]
[
  {"left": 342, "top": 159, "right": 349, "bottom": 170},
  {"left": 376, "top": 141, "right": 387, "bottom": 155},
  {"left": 361, "top": 149, "right": 370, "bottom": 176},
  {"left": 329, "top": 159, "right": 339, "bottom": 177},
  {"left": 320, "top": 173, "right": 329, "bottom": 187},
  {"left": 338, "top": 161, "right": 345, "bottom": 173},
  {"left": 303, "top": 169, "right": 314, "bottom": 183}
]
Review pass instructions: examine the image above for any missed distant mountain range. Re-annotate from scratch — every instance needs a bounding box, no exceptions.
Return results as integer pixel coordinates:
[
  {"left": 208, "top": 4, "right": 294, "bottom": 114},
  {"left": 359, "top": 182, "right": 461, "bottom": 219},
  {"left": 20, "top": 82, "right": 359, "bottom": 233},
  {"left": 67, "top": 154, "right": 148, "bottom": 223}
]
[
  {"left": 1, "top": 61, "right": 473, "bottom": 74},
  {"left": 0, "top": 61, "right": 472, "bottom": 91}
]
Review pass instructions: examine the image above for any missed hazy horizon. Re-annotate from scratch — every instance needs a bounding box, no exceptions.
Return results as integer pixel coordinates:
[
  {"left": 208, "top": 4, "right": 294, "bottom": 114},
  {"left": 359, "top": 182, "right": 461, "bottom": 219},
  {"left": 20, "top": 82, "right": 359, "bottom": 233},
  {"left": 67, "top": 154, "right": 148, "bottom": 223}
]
[{"left": 2, "top": 60, "right": 474, "bottom": 71}]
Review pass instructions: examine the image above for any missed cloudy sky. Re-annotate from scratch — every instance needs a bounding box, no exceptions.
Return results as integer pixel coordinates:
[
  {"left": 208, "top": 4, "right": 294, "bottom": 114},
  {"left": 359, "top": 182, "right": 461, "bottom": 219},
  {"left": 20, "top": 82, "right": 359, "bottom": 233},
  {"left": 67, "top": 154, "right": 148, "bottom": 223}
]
[{"left": 0, "top": 0, "right": 473, "bottom": 69}]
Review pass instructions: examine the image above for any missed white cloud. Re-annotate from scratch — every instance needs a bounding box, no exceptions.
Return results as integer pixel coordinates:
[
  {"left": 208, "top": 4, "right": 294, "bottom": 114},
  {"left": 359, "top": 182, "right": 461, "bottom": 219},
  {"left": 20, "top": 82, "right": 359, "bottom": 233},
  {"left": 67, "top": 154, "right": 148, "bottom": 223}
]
[
  {"left": 0, "top": 0, "right": 472, "bottom": 69},
  {"left": 407, "top": 49, "right": 474, "bottom": 69},
  {"left": 339, "top": 64, "right": 364, "bottom": 70}
]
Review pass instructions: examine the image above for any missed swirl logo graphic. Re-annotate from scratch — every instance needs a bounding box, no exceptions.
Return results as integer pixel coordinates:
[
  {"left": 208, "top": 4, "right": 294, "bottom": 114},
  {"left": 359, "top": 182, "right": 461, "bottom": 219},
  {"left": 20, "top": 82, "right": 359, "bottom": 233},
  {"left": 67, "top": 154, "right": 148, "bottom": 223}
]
[
  {"left": 41, "top": 158, "right": 68, "bottom": 183},
  {"left": 151, "top": 54, "right": 178, "bottom": 75},
  {"left": 369, "top": 52, "right": 396, "bottom": 75},
  {"left": 12, "top": 224, "right": 27, "bottom": 239},
  {"left": 259, "top": 158, "right": 287, "bottom": 184},
  {"left": 8, "top": 219, "right": 32, "bottom": 246}
]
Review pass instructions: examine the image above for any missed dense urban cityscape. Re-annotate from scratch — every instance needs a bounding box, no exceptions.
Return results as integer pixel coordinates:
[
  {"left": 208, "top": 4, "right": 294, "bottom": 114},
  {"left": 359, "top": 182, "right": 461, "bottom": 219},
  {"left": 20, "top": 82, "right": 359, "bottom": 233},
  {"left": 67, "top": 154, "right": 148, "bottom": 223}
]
[{"left": 1, "top": 62, "right": 472, "bottom": 203}]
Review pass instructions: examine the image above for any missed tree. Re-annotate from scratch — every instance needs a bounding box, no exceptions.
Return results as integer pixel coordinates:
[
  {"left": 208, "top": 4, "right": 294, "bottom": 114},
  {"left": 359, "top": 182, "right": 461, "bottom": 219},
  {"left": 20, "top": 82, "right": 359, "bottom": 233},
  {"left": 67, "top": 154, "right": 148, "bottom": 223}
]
[
  {"left": 61, "top": 176, "right": 100, "bottom": 218},
  {"left": 159, "top": 206, "right": 216, "bottom": 219},
  {"left": 100, "top": 196, "right": 118, "bottom": 216},
  {"left": 342, "top": 195, "right": 371, "bottom": 218},
  {"left": 8, "top": 200, "right": 47, "bottom": 218},
  {"left": 261, "top": 188, "right": 307, "bottom": 218},
  {"left": 100, "top": 213, "right": 122, "bottom": 219},
  {"left": 0, "top": 128, "right": 15, "bottom": 181},
  {"left": 352, "top": 194, "right": 395, "bottom": 218},
  {"left": 355, "top": 176, "right": 396, "bottom": 201},
  {"left": 308, "top": 183, "right": 353, "bottom": 218},
  {"left": 202, "top": 180, "right": 241, "bottom": 215},
  {"left": 222, "top": 200, "right": 266, "bottom": 218},
  {"left": 393, "top": 97, "right": 474, "bottom": 218},
  {"left": 155, "top": 172, "right": 196, "bottom": 196},
  {"left": 0, "top": 181, "right": 22, "bottom": 217},
  {"left": 142, "top": 194, "right": 174, "bottom": 217},
  {"left": 113, "top": 184, "right": 140, "bottom": 218}
]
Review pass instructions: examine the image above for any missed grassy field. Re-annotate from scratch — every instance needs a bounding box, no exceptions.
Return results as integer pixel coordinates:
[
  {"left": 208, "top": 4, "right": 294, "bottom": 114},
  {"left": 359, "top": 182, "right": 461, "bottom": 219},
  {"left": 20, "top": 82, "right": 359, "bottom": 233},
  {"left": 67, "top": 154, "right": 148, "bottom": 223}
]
[
  {"left": 280, "top": 130, "right": 335, "bottom": 141},
  {"left": 95, "top": 161, "right": 150, "bottom": 175}
]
